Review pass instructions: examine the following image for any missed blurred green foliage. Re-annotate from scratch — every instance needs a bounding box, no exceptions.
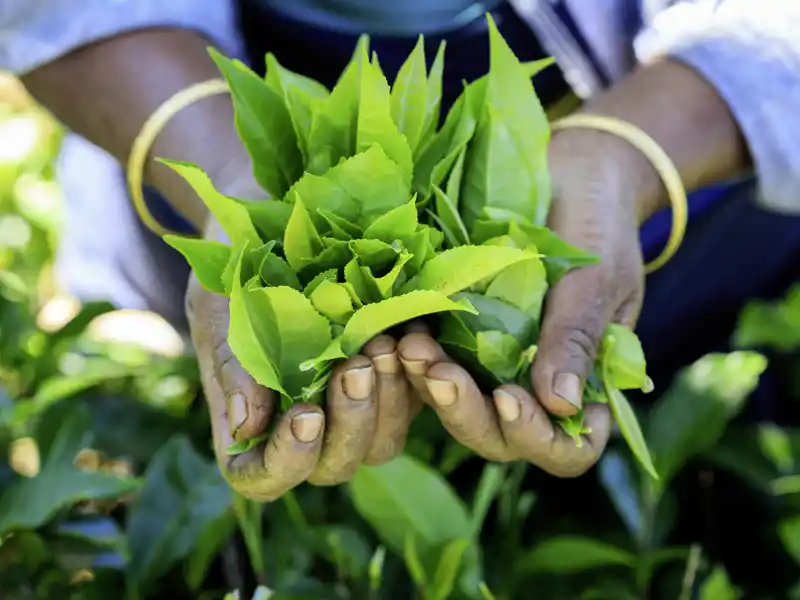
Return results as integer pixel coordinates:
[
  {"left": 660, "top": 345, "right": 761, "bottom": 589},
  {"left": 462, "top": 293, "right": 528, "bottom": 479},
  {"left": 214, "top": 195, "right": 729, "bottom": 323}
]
[{"left": 2, "top": 77, "right": 800, "bottom": 600}]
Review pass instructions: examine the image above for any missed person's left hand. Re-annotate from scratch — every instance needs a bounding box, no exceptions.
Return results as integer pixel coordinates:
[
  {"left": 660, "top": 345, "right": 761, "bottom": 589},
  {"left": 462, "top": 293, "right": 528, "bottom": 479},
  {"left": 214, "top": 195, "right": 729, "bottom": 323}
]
[{"left": 396, "top": 126, "right": 652, "bottom": 476}]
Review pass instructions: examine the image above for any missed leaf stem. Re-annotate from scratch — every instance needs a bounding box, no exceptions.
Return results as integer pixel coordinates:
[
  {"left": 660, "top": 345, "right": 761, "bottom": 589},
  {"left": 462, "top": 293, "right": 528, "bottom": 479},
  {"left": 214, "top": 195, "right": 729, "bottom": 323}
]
[{"left": 233, "top": 493, "right": 266, "bottom": 584}]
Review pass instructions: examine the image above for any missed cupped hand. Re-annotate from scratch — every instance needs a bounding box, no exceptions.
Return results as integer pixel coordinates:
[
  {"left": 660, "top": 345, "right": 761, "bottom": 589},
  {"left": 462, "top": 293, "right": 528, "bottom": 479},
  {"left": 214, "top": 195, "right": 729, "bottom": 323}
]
[
  {"left": 399, "top": 127, "right": 649, "bottom": 477},
  {"left": 186, "top": 220, "right": 421, "bottom": 502}
]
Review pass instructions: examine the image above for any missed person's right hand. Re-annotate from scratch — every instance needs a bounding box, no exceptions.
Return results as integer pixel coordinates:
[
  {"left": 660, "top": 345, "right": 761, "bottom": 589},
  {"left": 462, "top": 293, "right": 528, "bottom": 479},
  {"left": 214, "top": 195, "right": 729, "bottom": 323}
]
[{"left": 187, "top": 219, "right": 421, "bottom": 501}]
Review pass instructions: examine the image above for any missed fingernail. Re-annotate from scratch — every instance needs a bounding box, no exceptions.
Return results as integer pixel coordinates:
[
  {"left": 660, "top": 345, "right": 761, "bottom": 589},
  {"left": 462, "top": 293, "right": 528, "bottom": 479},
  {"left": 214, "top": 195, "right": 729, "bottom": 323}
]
[
  {"left": 343, "top": 365, "right": 374, "bottom": 401},
  {"left": 291, "top": 412, "right": 323, "bottom": 443},
  {"left": 425, "top": 377, "right": 458, "bottom": 407},
  {"left": 373, "top": 352, "right": 400, "bottom": 374},
  {"left": 400, "top": 357, "right": 427, "bottom": 376},
  {"left": 227, "top": 392, "right": 248, "bottom": 436},
  {"left": 494, "top": 390, "right": 521, "bottom": 422},
  {"left": 553, "top": 373, "right": 582, "bottom": 408}
]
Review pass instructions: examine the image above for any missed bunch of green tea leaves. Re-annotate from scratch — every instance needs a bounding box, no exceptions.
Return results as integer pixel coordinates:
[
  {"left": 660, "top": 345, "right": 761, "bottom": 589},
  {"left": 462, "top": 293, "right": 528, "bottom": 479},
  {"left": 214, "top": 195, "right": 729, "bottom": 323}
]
[{"left": 162, "top": 16, "right": 656, "bottom": 478}]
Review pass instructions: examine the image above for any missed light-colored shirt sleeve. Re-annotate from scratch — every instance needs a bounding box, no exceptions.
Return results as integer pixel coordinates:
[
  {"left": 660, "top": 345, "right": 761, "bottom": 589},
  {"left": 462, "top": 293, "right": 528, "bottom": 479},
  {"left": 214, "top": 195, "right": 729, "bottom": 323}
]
[
  {"left": 0, "top": 0, "right": 244, "bottom": 75},
  {"left": 635, "top": 1, "right": 800, "bottom": 213}
]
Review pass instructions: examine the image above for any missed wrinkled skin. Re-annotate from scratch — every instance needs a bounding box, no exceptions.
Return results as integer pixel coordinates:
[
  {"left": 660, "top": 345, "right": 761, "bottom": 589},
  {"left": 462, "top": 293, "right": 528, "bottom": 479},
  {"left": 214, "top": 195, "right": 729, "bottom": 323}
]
[{"left": 187, "top": 129, "right": 646, "bottom": 500}]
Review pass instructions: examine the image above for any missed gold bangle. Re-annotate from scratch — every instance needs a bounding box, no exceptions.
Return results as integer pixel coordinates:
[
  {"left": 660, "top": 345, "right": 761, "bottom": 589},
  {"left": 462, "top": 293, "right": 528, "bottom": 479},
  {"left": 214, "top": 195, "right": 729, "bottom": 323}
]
[
  {"left": 551, "top": 114, "right": 688, "bottom": 274},
  {"left": 126, "top": 78, "right": 229, "bottom": 238}
]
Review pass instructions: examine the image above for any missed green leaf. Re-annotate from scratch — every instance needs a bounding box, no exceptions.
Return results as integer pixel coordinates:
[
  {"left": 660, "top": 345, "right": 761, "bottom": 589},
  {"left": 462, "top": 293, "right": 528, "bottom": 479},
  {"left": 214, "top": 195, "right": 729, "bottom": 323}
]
[
  {"left": 209, "top": 48, "right": 302, "bottom": 197},
  {"left": 163, "top": 236, "right": 230, "bottom": 295},
  {"left": 448, "top": 292, "right": 538, "bottom": 346},
  {"left": 349, "top": 454, "right": 471, "bottom": 556},
  {"left": 446, "top": 141, "right": 466, "bottom": 198},
  {"left": 309, "top": 280, "right": 354, "bottom": 325},
  {"left": 417, "top": 41, "right": 446, "bottom": 155},
  {"left": 520, "top": 536, "right": 636, "bottom": 574},
  {"left": 259, "top": 252, "right": 302, "bottom": 289},
  {"left": 646, "top": 351, "right": 767, "bottom": 491},
  {"left": 126, "top": 435, "right": 233, "bottom": 595},
  {"left": 357, "top": 54, "right": 413, "bottom": 180},
  {"left": 318, "top": 209, "right": 362, "bottom": 239},
  {"left": 243, "top": 200, "right": 293, "bottom": 243},
  {"left": 0, "top": 404, "right": 138, "bottom": 536},
  {"left": 340, "top": 290, "right": 476, "bottom": 355},
  {"left": 390, "top": 35, "right": 429, "bottom": 153},
  {"left": 401, "top": 245, "right": 535, "bottom": 297},
  {"left": 283, "top": 194, "right": 324, "bottom": 272},
  {"left": 306, "top": 37, "right": 367, "bottom": 173},
  {"left": 363, "top": 197, "right": 419, "bottom": 245},
  {"left": 159, "top": 159, "right": 261, "bottom": 246},
  {"left": 228, "top": 250, "right": 285, "bottom": 394},
  {"left": 431, "top": 538, "right": 471, "bottom": 600},
  {"left": 404, "top": 533, "right": 429, "bottom": 590},
  {"left": 460, "top": 16, "right": 551, "bottom": 229},
  {"left": 606, "top": 387, "right": 657, "bottom": 480},
  {"left": 601, "top": 324, "right": 652, "bottom": 391},
  {"left": 265, "top": 53, "right": 329, "bottom": 162},
  {"left": 476, "top": 330, "right": 523, "bottom": 382},
  {"left": 433, "top": 185, "right": 470, "bottom": 247},
  {"left": 509, "top": 220, "right": 599, "bottom": 282},
  {"left": 699, "top": 567, "right": 741, "bottom": 600},
  {"left": 484, "top": 255, "right": 547, "bottom": 316},
  {"left": 469, "top": 464, "right": 506, "bottom": 536},
  {"left": 225, "top": 432, "right": 270, "bottom": 456},
  {"left": 235, "top": 284, "right": 333, "bottom": 401}
]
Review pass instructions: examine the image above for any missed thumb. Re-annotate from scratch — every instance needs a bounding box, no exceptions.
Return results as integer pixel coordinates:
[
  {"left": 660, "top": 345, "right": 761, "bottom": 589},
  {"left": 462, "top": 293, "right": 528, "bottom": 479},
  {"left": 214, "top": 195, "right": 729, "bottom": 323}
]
[{"left": 532, "top": 266, "right": 608, "bottom": 417}]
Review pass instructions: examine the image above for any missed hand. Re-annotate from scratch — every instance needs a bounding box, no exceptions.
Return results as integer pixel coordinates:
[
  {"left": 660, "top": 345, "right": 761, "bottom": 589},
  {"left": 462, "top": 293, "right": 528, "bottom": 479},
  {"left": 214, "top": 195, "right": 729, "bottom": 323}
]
[
  {"left": 187, "top": 218, "right": 421, "bottom": 501},
  {"left": 399, "top": 128, "right": 648, "bottom": 477}
]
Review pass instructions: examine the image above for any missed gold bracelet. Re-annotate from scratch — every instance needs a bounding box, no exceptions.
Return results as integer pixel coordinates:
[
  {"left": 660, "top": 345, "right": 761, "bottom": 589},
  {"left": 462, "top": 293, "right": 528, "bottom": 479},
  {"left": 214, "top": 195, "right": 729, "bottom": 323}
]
[
  {"left": 551, "top": 114, "right": 688, "bottom": 274},
  {"left": 126, "top": 78, "right": 229, "bottom": 238}
]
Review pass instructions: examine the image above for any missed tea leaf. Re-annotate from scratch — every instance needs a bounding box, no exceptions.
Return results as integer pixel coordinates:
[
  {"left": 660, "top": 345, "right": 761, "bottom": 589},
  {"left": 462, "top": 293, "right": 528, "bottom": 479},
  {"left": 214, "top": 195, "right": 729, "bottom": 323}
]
[
  {"left": 225, "top": 433, "right": 270, "bottom": 456},
  {"left": 163, "top": 236, "right": 230, "bottom": 295},
  {"left": 521, "top": 535, "right": 636, "bottom": 574},
  {"left": 340, "top": 290, "right": 477, "bottom": 355},
  {"left": 460, "top": 17, "right": 550, "bottom": 229},
  {"left": 431, "top": 537, "right": 471, "bottom": 600},
  {"left": 357, "top": 52, "right": 414, "bottom": 180},
  {"left": 646, "top": 352, "right": 767, "bottom": 490},
  {"left": 309, "top": 280, "right": 354, "bottom": 325},
  {"left": 259, "top": 252, "right": 302, "bottom": 289},
  {"left": 607, "top": 386, "right": 657, "bottom": 480},
  {"left": 349, "top": 454, "right": 471, "bottom": 555},
  {"left": 485, "top": 255, "right": 547, "bottom": 316},
  {"left": 401, "top": 245, "right": 535, "bottom": 297},
  {"left": 239, "top": 285, "right": 333, "bottom": 400},
  {"left": 601, "top": 324, "right": 652, "bottom": 392},
  {"left": 433, "top": 185, "right": 469, "bottom": 247},
  {"left": 391, "top": 35, "right": 429, "bottom": 153},
  {"left": 404, "top": 533, "right": 428, "bottom": 590},
  {"left": 158, "top": 159, "right": 260, "bottom": 247},
  {"left": 209, "top": 48, "right": 302, "bottom": 197},
  {"left": 445, "top": 145, "right": 467, "bottom": 206},
  {"left": 228, "top": 252, "right": 285, "bottom": 395},
  {"left": 363, "top": 198, "right": 419, "bottom": 245},
  {"left": 243, "top": 200, "right": 292, "bottom": 243},
  {"left": 417, "top": 40, "right": 446, "bottom": 154},
  {"left": 265, "top": 53, "right": 328, "bottom": 162},
  {"left": 306, "top": 38, "right": 366, "bottom": 173},
  {"left": 283, "top": 194, "right": 324, "bottom": 272},
  {"left": 476, "top": 330, "right": 522, "bottom": 382}
]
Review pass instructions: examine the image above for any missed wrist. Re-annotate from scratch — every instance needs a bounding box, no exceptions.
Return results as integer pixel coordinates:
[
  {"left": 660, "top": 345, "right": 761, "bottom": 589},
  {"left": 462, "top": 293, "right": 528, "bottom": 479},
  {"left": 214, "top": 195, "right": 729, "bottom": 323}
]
[{"left": 549, "top": 126, "right": 670, "bottom": 224}]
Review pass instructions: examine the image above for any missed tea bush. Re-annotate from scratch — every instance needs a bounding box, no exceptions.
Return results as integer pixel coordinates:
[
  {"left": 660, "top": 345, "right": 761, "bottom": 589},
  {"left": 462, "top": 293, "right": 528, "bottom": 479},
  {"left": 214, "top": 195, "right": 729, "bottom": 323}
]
[{"left": 2, "top": 71, "right": 800, "bottom": 600}]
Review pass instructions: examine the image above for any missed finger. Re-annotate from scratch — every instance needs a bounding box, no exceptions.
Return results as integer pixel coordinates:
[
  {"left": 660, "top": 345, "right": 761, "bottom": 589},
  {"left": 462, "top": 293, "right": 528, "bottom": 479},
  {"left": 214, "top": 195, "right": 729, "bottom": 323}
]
[
  {"left": 397, "top": 332, "right": 450, "bottom": 402},
  {"left": 493, "top": 386, "right": 610, "bottom": 477},
  {"left": 227, "top": 403, "right": 325, "bottom": 501},
  {"left": 424, "top": 362, "right": 513, "bottom": 462},
  {"left": 613, "top": 289, "right": 644, "bottom": 329},
  {"left": 192, "top": 280, "right": 273, "bottom": 441},
  {"left": 308, "top": 355, "right": 377, "bottom": 485},
  {"left": 532, "top": 266, "right": 608, "bottom": 418},
  {"left": 362, "top": 335, "right": 420, "bottom": 465},
  {"left": 405, "top": 320, "right": 431, "bottom": 335}
]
